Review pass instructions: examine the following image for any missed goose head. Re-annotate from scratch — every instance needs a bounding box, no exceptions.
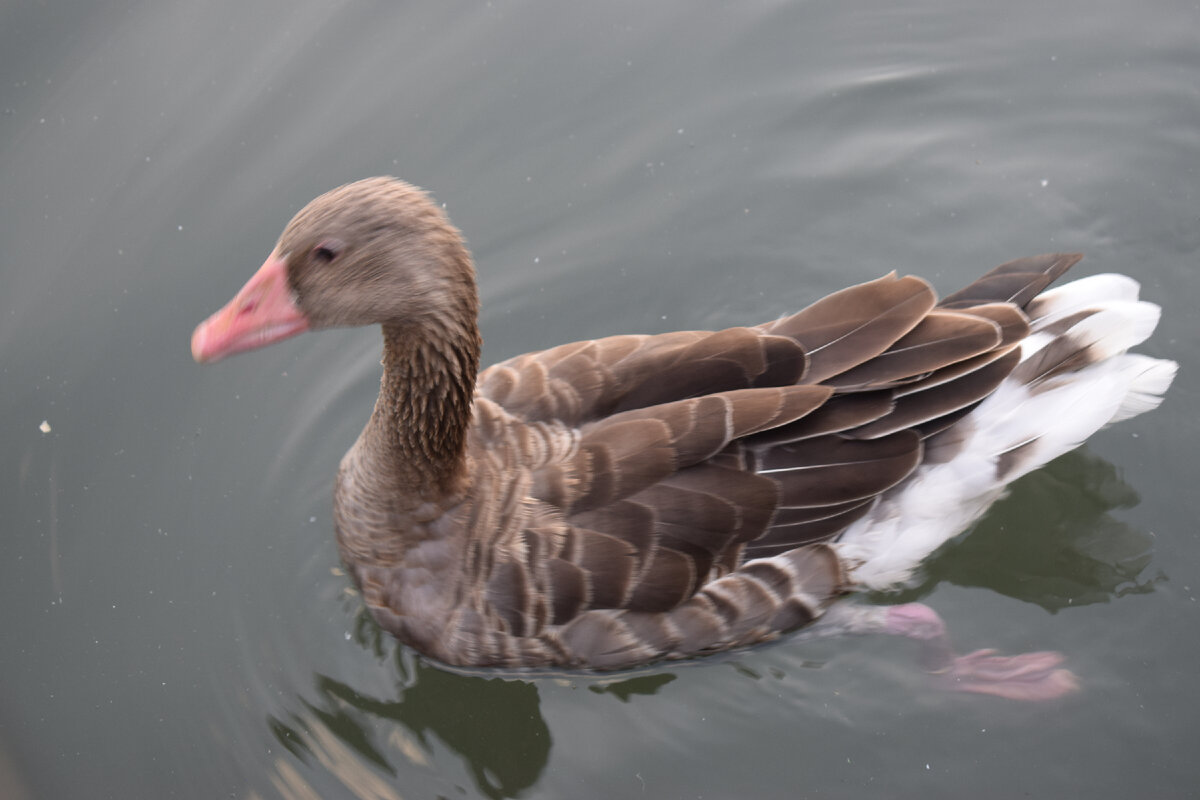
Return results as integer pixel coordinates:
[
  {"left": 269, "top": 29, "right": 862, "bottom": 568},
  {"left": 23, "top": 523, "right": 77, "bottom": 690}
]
[{"left": 191, "top": 177, "right": 477, "bottom": 363}]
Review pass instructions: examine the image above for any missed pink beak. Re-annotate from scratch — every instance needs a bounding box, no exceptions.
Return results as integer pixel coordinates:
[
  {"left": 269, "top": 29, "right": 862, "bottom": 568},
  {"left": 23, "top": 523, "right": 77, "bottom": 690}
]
[{"left": 191, "top": 252, "right": 310, "bottom": 363}]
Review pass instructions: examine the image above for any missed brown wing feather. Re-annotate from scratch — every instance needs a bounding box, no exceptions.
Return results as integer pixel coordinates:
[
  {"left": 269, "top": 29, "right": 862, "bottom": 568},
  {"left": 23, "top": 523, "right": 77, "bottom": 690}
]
[
  {"left": 954, "top": 303, "right": 1031, "bottom": 346},
  {"left": 480, "top": 328, "right": 808, "bottom": 425},
  {"left": 938, "top": 253, "right": 1081, "bottom": 309},
  {"left": 853, "top": 349, "right": 1022, "bottom": 439},
  {"left": 822, "top": 310, "right": 1001, "bottom": 390},
  {"left": 762, "top": 273, "right": 936, "bottom": 383},
  {"left": 745, "top": 498, "right": 878, "bottom": 557},
  {"left": 762, "top": 431, "right": 924, "bottom": 507},
  {"left": 469, "top": 254, "right": 1077, "bottom": 664}
]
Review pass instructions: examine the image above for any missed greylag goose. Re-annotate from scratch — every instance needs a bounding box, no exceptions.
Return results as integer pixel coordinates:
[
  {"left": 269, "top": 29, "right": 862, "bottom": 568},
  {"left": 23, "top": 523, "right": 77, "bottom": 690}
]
[{"left": 192, "top": 177, "right": 1175, "bottom": 699}]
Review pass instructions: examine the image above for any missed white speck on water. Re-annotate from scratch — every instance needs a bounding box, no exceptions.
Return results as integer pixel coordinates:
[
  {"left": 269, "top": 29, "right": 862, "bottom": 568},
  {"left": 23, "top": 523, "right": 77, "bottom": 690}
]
[
  {"left": 344, "top": 631, "right": 351, "bottom": 640},
  {"left": 309, "top": 516, "right": 316, "bottom": 523},
  {"left": 177, "top": 225, "right": 183, "bottom": 231},
  {"left": 534, "top": 256, "right": 540, "bottom": 264},
  {"left": 39, "top": 420, "right": 51, "bottom": 433},
  {"left": 925, "top": 764, "right": 931, "bottom": 770},
  {"left": 1040, "top": 179, "right": 1049, "bottom": 187}
]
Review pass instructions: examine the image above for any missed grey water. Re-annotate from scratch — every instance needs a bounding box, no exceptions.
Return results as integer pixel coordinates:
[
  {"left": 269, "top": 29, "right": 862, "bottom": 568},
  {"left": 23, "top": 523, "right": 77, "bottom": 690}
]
[{"left": 3, "top": 1, "right": 1198, "bottom": 797}]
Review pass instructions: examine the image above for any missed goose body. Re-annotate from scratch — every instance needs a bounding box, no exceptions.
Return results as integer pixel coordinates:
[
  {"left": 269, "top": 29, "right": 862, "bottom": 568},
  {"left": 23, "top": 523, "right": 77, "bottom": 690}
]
[{"left": 193, "top": 177, "right": 1175, "bottom": 697}]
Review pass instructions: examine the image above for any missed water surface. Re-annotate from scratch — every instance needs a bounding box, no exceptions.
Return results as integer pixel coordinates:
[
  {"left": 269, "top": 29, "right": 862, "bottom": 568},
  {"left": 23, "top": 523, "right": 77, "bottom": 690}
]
[{"left": 3, "top": 1, "right": 1198, "bottom": 797}]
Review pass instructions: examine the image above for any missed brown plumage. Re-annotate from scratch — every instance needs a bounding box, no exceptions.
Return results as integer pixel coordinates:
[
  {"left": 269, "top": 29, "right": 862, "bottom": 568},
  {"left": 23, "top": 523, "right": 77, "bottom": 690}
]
[{"left": 192, "top": 177, "right": 1173, "bottom": 694}]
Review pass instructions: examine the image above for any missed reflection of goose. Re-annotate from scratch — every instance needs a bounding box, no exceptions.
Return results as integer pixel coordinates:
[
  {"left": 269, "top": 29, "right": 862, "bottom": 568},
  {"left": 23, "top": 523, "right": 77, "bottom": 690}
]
[
  {"left": 908, "top": 448, "right": 1164, "bottom": 612},
  {"left": 268, "top": 654, "right": 550, "bottom": 800},
  {"left": 193, "top": 177, "right": 1175, "bottom": 699}
]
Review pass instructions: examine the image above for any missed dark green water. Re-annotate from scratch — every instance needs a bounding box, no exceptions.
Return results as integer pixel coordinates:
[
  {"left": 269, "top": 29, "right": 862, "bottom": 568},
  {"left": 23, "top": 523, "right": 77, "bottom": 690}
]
[{"left": 3, "top": 1, "right": 1198, "bottom": 797}]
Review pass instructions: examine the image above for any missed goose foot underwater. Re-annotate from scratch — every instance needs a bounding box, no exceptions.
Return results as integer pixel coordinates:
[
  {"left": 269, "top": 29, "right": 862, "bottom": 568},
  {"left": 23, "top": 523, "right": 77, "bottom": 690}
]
[{"left": 796, "top": 602, "right": 1078, "bottom": 700}]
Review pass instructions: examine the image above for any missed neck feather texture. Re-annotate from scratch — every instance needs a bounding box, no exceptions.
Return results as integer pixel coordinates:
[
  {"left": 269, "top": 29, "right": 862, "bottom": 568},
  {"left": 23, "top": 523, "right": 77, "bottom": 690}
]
[{"left": 365, "top": 315, "right": 481, "bottom": 503}]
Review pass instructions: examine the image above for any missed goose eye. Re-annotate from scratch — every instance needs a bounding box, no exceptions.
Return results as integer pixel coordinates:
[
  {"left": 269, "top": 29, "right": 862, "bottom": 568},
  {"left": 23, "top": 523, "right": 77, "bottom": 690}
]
[{"left": 311, "top": 239, "right": 344, "bottom": 264}]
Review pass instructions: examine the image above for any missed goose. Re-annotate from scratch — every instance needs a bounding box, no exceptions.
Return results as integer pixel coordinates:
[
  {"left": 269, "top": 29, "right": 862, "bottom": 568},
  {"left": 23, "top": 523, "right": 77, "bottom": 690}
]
[{"left": 192, "top": 177, "right": 1175, "bottom": 699}]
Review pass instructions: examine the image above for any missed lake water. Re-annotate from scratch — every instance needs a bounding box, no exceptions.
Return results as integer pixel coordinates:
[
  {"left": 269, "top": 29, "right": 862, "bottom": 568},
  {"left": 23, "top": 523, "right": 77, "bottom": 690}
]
[{"left": 3, "top": 1, "right": 1198, "bottom": 797}]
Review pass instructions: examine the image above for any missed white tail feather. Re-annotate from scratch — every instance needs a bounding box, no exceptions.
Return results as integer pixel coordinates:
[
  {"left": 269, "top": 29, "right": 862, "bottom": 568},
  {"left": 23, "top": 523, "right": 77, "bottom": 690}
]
[
  {"left": 834, "top": 275, "right": 1176, "bottom": 590},
  {"left": 1027, "top": 273, "right": 1142, "bottom": 327},
  {"left": 1108, "top": 355, "right": 1178, "bottom": 425}
]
